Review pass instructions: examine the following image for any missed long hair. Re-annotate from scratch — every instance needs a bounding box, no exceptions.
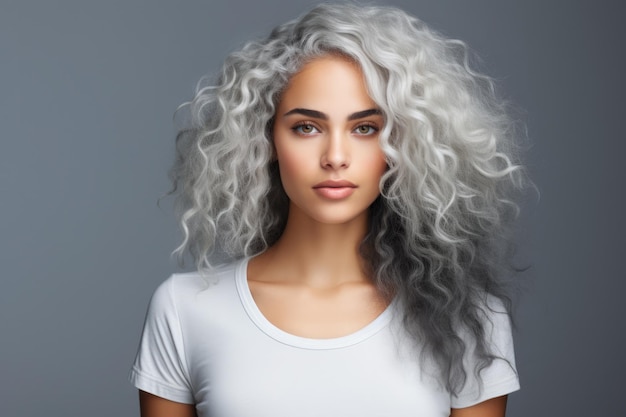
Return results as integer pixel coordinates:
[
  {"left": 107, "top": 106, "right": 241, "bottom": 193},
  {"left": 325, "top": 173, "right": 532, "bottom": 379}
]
[{"left": 170, "top": 3, "right": 526, "bottom": 396}]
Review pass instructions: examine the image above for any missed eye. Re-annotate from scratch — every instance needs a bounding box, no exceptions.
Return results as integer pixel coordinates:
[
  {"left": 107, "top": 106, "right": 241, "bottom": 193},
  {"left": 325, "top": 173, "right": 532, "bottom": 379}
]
[
  {"left": 292, "top": 122, "right": 320, "bottom": 136},
  {"left": 353, "top": 123, "right": 378, "bottom": 136}
]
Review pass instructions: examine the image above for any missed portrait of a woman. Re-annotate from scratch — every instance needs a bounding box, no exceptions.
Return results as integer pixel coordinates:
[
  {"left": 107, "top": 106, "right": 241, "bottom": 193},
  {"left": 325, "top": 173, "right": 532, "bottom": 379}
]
[
  {"left": 4, "top": 0, "right": 622, "bottom": 416},
  {"left": 130, "top": 3, "right": 524, "bottom": 416}
]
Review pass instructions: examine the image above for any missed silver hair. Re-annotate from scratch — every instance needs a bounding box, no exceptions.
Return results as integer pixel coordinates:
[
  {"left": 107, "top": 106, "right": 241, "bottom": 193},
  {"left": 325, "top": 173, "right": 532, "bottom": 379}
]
[{"left": 170, "top": 2, "right": 526, "bottom": 396}]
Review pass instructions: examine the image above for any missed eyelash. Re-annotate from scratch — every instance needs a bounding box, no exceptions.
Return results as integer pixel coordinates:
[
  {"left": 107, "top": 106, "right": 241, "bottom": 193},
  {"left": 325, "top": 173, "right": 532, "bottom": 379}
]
[
  {"left": 291, "top": 121, "right": 379, "bottom": 136},
  {"left": 291, "top": 121, "right": 320, "bottom": 136},
  {"left": 353, "top": 122, "right": 378, "bottom": 135}
]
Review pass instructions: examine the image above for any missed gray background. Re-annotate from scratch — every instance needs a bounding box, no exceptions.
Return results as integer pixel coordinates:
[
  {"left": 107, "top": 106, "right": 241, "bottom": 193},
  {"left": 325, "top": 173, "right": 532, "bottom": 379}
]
[{"left": 2, "top": 0, "right": 624, "bottom": 416}]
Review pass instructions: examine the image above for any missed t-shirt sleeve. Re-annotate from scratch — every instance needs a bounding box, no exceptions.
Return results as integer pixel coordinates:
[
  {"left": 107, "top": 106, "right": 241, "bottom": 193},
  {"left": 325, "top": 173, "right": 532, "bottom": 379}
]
[
  {"left": 451, "top": 298, "right": 520, "bottom": 408},
  {"left": 129, "top": 276, "right": 194, "bottom": 404}
]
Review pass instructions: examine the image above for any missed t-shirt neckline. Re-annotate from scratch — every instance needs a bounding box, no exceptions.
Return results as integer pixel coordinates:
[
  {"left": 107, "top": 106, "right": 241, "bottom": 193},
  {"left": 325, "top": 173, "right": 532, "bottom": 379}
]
[{"left": 235, "top": 257, "right": 396, "bottom": 350}]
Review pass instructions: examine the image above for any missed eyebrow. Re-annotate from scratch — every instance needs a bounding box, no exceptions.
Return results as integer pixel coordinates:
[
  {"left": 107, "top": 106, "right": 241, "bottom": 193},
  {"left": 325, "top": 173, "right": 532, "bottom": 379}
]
[{"left": 283, "top": 108, "right": 381, "bottom": 121}]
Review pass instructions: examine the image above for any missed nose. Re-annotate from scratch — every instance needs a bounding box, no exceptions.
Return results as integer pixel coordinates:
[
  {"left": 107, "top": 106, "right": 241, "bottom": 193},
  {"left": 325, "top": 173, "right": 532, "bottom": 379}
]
[{"left": 320, "top": 130, "right": 350, "bottom": 169}]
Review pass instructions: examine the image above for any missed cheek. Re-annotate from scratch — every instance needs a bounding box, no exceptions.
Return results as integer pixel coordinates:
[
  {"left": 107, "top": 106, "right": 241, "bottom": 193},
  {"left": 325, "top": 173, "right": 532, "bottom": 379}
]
[
  {"left": 368, "top": 156, "right": 388, "bottom": 197},
  {"left": 275, "top": 144, "right": 309, "bottom": 189},
  {"left": 373, "top": 151, "right": 387, "bottom": 170},
  {"left": 276, "top": 149, "right": 296, "bottom": 176},
  {"left": 363, "top": 147, "right": 387, "bottom": 178}
]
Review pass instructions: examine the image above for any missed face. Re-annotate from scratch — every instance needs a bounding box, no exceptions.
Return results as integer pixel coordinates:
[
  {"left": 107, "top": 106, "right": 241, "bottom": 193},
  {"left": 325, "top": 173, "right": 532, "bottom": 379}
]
[{"left": 273, "top": 55, "right": 387, "bottom": 226}]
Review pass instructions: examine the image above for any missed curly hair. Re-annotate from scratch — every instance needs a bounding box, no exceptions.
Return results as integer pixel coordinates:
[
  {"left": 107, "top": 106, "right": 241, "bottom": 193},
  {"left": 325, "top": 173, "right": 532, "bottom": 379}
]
[{"left": 170, "top": 2, "right": 526, "bottom": 396}]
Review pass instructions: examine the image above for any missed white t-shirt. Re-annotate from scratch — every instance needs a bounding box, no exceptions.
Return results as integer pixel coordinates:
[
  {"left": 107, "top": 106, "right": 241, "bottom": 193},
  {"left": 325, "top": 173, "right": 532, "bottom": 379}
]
[{"left": 130, "top": 258, "right": 519, "bottom": 417}]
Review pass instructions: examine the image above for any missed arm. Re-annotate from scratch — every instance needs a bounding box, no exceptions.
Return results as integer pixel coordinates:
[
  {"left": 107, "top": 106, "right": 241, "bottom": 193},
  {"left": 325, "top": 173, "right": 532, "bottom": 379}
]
[
  {"left": 132, "top": 279, "right": 195, "bottom": 414},
  {"left": 450, "top": 395, "right": 508, "bottom": 417},
  {"left": 139, "top": 391, "right": 197, "bottom": 417}
]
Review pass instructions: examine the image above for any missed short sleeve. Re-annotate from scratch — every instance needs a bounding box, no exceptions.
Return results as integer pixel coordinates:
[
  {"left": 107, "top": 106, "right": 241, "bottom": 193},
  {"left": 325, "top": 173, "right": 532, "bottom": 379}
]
[
  {"left": 129, "top": 276, "right": 194, "bottom": 404},
  {"left": 451, "top": 298, "right": 520, "bottom": 408}
]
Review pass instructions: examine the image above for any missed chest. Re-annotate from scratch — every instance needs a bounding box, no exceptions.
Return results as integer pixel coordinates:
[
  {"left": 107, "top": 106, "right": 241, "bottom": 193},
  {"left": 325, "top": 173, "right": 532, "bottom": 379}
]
[
  {"left": 183, "top": 310, "right": 451, "bottom": 417},
  {"left": 247, "top": 280, "right": 388, "bottom": 339}
]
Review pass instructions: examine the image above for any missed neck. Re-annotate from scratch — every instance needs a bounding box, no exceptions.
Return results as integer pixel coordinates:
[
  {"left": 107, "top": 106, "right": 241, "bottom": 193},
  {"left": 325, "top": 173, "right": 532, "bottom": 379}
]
[{"left": 261, "top": 204, "right": 371, "bottom": 288}]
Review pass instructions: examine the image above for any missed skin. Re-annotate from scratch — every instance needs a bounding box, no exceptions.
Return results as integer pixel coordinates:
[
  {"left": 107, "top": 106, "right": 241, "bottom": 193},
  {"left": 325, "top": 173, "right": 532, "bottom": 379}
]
[
  {"left": 139, "top": 391, "right": 196, "bottom": 417},
  {"left": 139, "top": 55, "right": 509, "bottom": 417},
  {"left": 138, "top": 391, "right": 507, "bottom": 417},
  {"left": 248, "top": 55, "right": 389, "bottom": 338}
]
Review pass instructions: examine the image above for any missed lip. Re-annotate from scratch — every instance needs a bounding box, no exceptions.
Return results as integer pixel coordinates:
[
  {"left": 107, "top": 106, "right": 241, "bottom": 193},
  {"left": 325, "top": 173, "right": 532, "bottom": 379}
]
[
  {"left": 312, "top": 180, "right": 357, "bottom": 189},
  {"left": 312, "top": 180, "right": 357, "bottom": 200}
]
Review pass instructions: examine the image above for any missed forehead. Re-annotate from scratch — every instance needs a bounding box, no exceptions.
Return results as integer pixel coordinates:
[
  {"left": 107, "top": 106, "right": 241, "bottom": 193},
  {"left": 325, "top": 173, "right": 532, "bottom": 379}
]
[{"left": 277, "top": 55, "right": 377, "bottom": 115}]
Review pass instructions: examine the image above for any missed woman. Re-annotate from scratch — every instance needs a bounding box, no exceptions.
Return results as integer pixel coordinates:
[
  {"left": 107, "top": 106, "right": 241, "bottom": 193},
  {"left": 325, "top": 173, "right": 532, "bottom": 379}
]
[{"left": 130, "top": 3, "right": 525, "bottom": 416}]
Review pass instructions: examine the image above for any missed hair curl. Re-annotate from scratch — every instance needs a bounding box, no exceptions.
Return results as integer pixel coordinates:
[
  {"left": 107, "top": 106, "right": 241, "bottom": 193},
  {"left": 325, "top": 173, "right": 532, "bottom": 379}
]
[{"left": 170, "top": 2, "right": 526, "bottom": 396}]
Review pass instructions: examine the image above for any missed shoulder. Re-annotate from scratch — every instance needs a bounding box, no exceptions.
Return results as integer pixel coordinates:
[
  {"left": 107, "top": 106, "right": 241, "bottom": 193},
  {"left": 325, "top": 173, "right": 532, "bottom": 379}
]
[
  {"left": 460, "top": 295, "right": 515, "bottom": 371},
  {"left": 477, "top": 295, "right": 513, "bottom": 353},
  {"left": 147, "top": 260, "right": 243, "bottom": 318},
  {"left": 452, "top": 294, "right": 519, "bottom": 408}
]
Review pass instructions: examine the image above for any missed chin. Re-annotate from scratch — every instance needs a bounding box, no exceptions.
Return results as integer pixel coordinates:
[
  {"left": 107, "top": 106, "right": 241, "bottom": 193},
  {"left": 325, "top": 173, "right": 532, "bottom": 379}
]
[{"left": 307, "top": 209, "right": 369, "bottom": 226}]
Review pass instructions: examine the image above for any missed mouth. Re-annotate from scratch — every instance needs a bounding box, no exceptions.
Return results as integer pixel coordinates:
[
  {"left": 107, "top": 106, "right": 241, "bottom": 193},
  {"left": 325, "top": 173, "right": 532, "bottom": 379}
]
[
  {"left": 312, "top": 180, "right": 357, "bottom": 199},
  {"left": 312, "top": 180, "right": 357, "bottom": 189}
]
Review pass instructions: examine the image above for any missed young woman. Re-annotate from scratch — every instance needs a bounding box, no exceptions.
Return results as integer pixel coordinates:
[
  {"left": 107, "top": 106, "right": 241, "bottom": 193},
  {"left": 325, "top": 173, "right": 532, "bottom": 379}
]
[{"left": 130, "top": 4, "right": 525, "bottom": 416}]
